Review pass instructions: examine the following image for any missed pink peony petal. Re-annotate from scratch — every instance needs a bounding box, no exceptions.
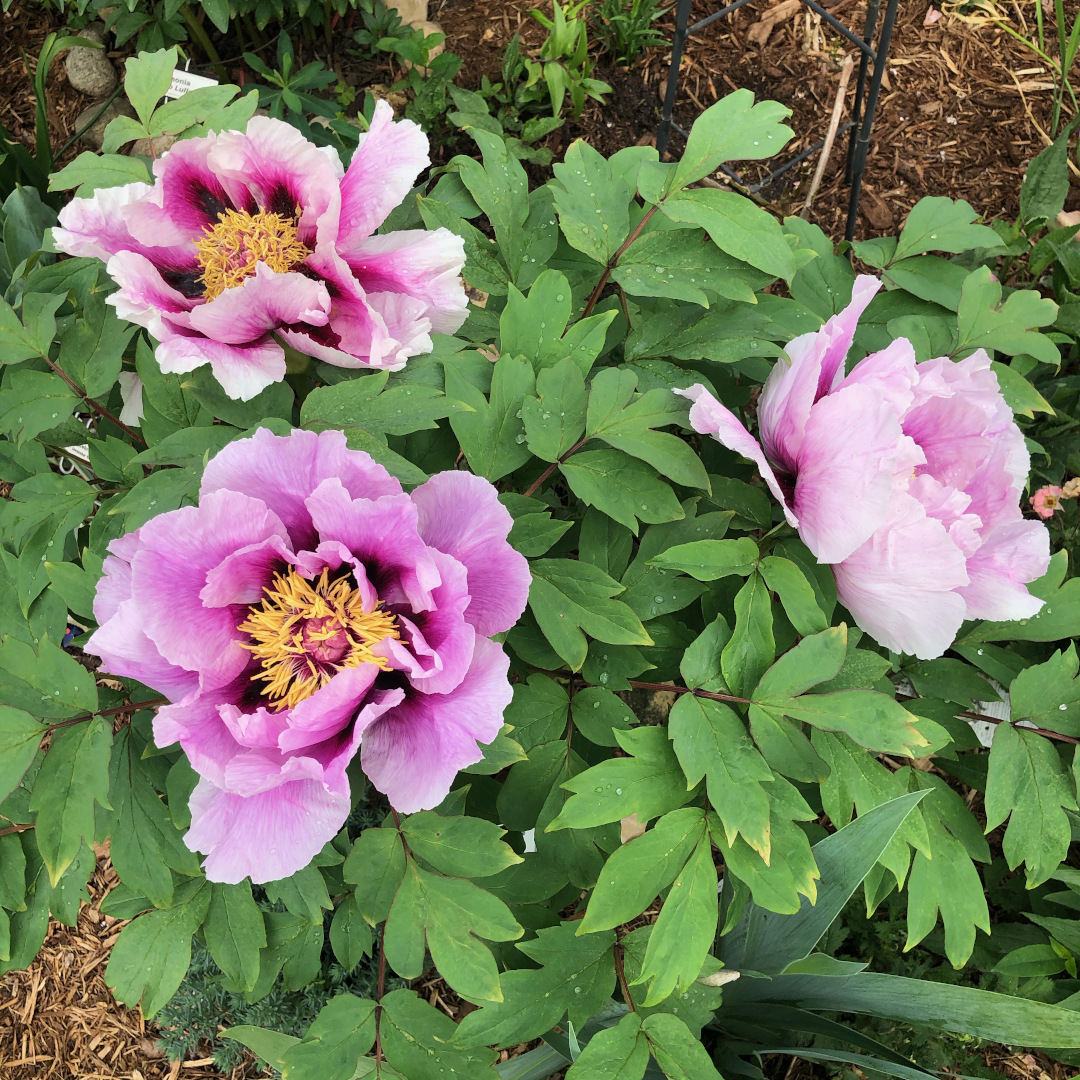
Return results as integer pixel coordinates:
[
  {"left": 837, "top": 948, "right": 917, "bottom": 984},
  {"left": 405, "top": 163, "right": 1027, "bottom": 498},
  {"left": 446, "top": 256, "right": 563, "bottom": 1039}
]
[
  {"left": 378, "top": 548, "right": 476, "bottom": 694},
  {"left": 155, "top": 328, "right": 286, "bottom": 401},
  {"left": 339, "top": 228, "right": 468, "bottom": 335},
  {"left": 675, "top": 383, "right": 798, "bottom": 527},
  {"left": 361, "top": 636, "right": 512, "bottom": 813},
  {"left": 123, "top": 134, "right": 240, "bottom": 248},
  {"left": 410, "top": 470, "right": 531, "bottom": 636},
  {"left": 199, "top": 533, "right": 296, "bottom": 607},
  {"left": 793, "top": 383, "right": 921, "bottom": 564},
  {"left": 959, "top": 518, "right": 1050, "bottom": 621},
  {"left": 338, "top": 100, "right": 430, "bottom": 249},
  {"left": 185, "top": 774, "right": 350, "bottom": 884},
  {"left": 131, "top": 490, "right": 290, "bottom": 689},
  {"left": 185, "top": 264, "right": 330, "bottom": 344},
  {"left": 200, "top": 428, "right": 401, "bottom": 552},
  {"left": 105, "top": 250, "right": 198, "bottom": 332},
  {"left": 208, "top": 117, "right": 344, "bottom": 246},
  {"left": 276, "top": 663, "right": 384, "bottom": 752},
  {"left": 304, "top": 479, "right": 442, "bottom": 611},
  {"left": 832, "top": 493, "right": 969, "bottom": 659},
  {"left": 757, "top": 274, "right": 881, "bottom": 472}
]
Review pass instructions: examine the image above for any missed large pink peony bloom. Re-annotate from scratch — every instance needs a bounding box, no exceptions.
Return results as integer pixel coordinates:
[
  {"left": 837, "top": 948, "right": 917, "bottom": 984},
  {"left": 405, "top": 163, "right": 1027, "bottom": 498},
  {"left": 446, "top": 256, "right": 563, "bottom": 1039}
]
[
  {"left": 86, "top": 428, "right": 530, "bottom": 883},
  {"left": 52, "top": 102, "right": 467, "bottom": 401},
  {"left": 677, "top": 275, "right": 1050, "bottom": 660}
]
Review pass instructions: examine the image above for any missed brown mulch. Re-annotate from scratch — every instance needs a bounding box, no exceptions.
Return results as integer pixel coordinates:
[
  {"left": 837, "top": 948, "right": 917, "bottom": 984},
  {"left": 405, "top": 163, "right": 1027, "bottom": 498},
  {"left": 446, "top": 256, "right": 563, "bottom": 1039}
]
[
  {"left": 0, "top": 847, "right": 242, "bottom": 1080},
  {"left": 438, "top": 0, "right": 1068, "bottom": 237}
]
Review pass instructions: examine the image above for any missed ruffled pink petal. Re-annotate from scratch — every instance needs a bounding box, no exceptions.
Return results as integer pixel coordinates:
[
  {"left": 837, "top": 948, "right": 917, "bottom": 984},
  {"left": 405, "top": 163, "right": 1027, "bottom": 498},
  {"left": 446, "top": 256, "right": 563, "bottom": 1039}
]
[
  {"left": 280, "top": 244, "right": 400, "bottom": 369},
  {"left": 184, "top": 774, "right": 350, "bottom": 884},
  {"left": 53, "top": 181, "right": 185, "bottom": 264},
  {"left": 378, "top": 548, "right": 475, "bottom": 694},
  {"left": 219, "top": 701, "right": 290, "bottom": 751},
  {"left": 155, "top": 328, "right": 286, "bottom": 401},
  {"left": 908, "top": 474, "right": 983, "bottom": 558},
  {"left": 123, "top": 134, "right": 240, "bottom": 248},
  {"left": 92, "top": 532, "right": 140, "bottom": 624},
  {"left": 793, "top": 383, "right": 921, "bottom": 564},
  {"left": 675, "top": 383, "right": 797, "bottom": 527},
  {"left": 86, "top": 597, "right": 201, "bottom": 701},
  {"left": 756, "top": 274, "right": 881, "bottom": 472},
  {"left": 154, "top": 679, "right": 252, "bottom": 786},
  {"left": 959, "top": 518, "right": 1050, "bottom": 621},
  {"left": 832, "top": 492, "right": 969, "bottom": 659},
  {"left": 131, "top": 490, "right": 291, "bottom": 689},
  {"left": 105, "top": 251, "right": 198, "bottom": 334},
  {"left": 338, "top": 100, "right": 430, "bottom": 249},
  {"left": 277, "top": 663, "right": 384, "bottom": 752},
  {"left": 837, "top": 337, "right": 918, "bottom": 417},
  {"left": 304, "top": 479, "right": 442, "bottom": 611},
  {"left": 361, "top": 636, "right": 512, "bottom": 813},
  {"left": 410, "top": 470, "right": 531, "bottom": 636},
  {"left": 199, "top": 533, "right": 295, "bottom": 607},
  {"left": 364, "top": 292, "right": 433, "bottom": 367},
  {"left": 200, "top": 428, "right": 401, "bottom": 552},
  {"left": 339, "top": 228, "right": 468, "bottom": 335},
  {"left": 185, "top": 264, "right": 330, "bottom": 344},
  {"left": 207, "top": 117, "right": 344, "bottom": 246}
]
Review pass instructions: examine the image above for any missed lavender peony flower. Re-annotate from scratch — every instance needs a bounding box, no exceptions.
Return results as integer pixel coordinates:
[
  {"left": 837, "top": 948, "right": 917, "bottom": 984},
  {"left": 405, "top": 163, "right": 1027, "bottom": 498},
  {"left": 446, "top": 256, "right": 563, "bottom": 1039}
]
[
  {"left": 86, "top": 428, "right": 530, "bottom": 883},
  {"left": 52, "top": 102, "right": 467, "bottom": 401},
  {"left": 677, "top": 275, "right": 1050, "bottom": 660}
]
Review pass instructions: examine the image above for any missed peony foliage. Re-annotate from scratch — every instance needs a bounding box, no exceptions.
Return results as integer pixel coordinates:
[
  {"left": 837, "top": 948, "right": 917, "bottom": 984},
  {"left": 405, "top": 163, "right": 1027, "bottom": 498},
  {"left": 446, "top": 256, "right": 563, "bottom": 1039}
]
[{"left": 2, "top": 47, "right": 1080, "bottom": 1076}]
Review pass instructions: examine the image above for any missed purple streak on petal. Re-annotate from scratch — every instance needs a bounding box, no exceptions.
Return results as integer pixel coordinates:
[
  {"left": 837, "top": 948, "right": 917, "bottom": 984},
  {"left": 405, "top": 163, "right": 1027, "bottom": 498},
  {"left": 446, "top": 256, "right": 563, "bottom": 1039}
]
[
  {"left": 959, "top": 518, "right": 1050, "bottom": 621},
  {"left": 200, "top": 428, "right": 400, "bottom": 552},
  {"left": 208, "top": 117, "right": 344, "bottom": 246},
  {"left": 792, "top": 384, "right": 918, "bottom": 564},
  {"left": 105, "top": 251, "right": 198, "bottom": 334},
  {"left": 123, "top": 134, "right": 238, "bottom": 247},
  {"left": 305, "top": 479, "right": 442, "bottom": 611},
  {"left": 338, "top": 100, "right": 430, "bottom": 249},
  {"left": 832, "top": 492, "right": 969, "bottom": 659},
  {"left": 155, "top": 328, "right": 286, "bottom": 401},
  {"left": 185, "top": 775, "right": 349, "bottom": 884},
  {"left": 131, "top": 490, "right": 290, "bottom": 688},
  {"left": 340, "top": 228, "right": 468, "bottom": 335},
  {"left": 675, "top": 384, "right": 798, "bottom": 526},
  {"left": 361, "top": 636, "right": 512, "bottom": 813},
  {"left": 410, "top": 470, "right": 531, "bottom": 636},
  {"left": 185, "top": 264, "right": 330, "bottom": 344}
]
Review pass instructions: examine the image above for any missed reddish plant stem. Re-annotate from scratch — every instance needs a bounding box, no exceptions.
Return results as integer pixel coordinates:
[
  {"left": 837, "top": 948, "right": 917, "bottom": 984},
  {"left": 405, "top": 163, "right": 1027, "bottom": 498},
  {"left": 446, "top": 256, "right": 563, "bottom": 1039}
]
[
  {"left": 0, "top": 823, "right": 34, "bottom": 838},
  {"left": 613, "top": 940, "right": 635, "bottom": 1012},
  {"left": 580, "top": 203, "right": 661, "bottom": 320},
  {"left": 44, "top": 356, "right": 147, "bottom": 448},
  {"left": 631, "top": 681, "right": 1080, "bottom": 747},
  {"left": 521, "top": 435, "right": 590, "bottom": 499},
  {"left": 375, "top": 921, "right": 387, "bottom": 1064},
  {"left": 49, "top": 698, "right": 168, "bottom": 732},
  {"left": 626, "top": 679, "right": 751, "bottom": 706}
]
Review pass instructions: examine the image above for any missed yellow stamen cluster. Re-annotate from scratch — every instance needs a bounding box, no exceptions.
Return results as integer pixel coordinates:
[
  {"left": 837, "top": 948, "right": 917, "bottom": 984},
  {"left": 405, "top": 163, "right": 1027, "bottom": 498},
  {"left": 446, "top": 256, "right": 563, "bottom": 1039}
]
[
  {"left": 195, "top": 208, "right": 309, "bottom": 300},
  {"left": 238, "top": 567, "right": 399, "bottom": 711}
]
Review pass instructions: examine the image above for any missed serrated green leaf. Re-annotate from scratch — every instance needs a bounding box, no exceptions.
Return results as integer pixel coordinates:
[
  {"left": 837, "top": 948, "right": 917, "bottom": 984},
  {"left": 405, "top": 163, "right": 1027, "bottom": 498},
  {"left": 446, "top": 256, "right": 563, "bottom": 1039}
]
[
  {"left": 552, "top": 138, "right": 633, "bottom": 264},
  {"left": 522, "top": 356, "right": 588, "bottom": 462},
  {"left": 891, "top": 196, "right": 1003, "bottom": 262},
  {"left": 124, "top": 47, "right": 179, "bottom": 125},
  {"left": 279, "top": 993, "right": 377, "bottom": 1080},
  {"left": 381, "top": 988, "right": 497, "bottom": 1079},
  {"left": 561, "top": 449, "right": 684, "bottom": 535}
]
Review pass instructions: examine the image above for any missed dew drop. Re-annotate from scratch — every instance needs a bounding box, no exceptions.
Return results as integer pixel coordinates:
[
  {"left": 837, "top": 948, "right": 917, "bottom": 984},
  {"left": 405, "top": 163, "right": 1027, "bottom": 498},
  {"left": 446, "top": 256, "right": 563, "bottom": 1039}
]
[
  {"left": 653, "top": 595, "right": 665, "bottom": 604},
  {"left": 599, "top": 673, "right": 609, "bottom": 683},
  {"left": 977, "top": 649, "right": 983, "bottom": 654},
  {"left": 555, "top": 294, "right": 565, "bottom": 302},
  {"left": 1060, "top": 704, "right": 1068, "bottom": 711},
  {"left": 574, "top": 986, "right": 582, "bottom": 994},
  {"left": 592, "top": 700, "right": 601, "bottom": 709},
  {"left": 515, "top": 433, "right": 527, "bottom": 444},
  {"left": 615, "top": 787, "right": 623, "bottom": 795}
]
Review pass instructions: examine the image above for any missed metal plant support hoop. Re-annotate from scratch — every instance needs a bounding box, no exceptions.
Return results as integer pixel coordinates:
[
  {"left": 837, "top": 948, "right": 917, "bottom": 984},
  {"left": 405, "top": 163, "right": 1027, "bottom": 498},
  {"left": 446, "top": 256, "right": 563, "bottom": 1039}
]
[{"left": 656, "top": 0, "right": 901, "bottom": 241}]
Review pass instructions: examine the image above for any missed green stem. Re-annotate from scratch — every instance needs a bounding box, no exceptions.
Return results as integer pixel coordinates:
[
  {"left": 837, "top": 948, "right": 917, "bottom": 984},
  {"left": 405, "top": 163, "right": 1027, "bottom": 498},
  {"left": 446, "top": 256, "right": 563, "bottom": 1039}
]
[{"left": 181, "top": 4, "right": 227, "bottom": 80}]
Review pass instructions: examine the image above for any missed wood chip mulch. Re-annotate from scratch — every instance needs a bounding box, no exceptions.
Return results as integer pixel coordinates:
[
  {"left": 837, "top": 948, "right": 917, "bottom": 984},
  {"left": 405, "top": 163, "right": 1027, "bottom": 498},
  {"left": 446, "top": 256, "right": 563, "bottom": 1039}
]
[{"left": 0, "top": 846, "right": 239, "bottom": 1080}]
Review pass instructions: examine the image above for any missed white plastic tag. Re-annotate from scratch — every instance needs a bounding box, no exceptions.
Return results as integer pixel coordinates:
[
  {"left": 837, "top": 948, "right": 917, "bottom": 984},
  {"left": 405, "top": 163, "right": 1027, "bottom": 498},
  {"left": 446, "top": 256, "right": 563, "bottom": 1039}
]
[{"left": 165, "top": 68, "right": 219, "bottom": 99}]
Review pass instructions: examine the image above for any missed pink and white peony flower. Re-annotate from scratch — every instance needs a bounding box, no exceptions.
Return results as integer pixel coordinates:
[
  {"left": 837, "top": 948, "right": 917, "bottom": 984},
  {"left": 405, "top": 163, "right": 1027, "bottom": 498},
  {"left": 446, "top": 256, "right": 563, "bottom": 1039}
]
[
  {"left": 53, "top": 103, "right": 467, "bottom": 401},
  {"left": 86, "top": 428, "right": 530, "bottom": 884},
  {"left": 677, "top": 275, "right": 1050, "bottom": 660}
]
